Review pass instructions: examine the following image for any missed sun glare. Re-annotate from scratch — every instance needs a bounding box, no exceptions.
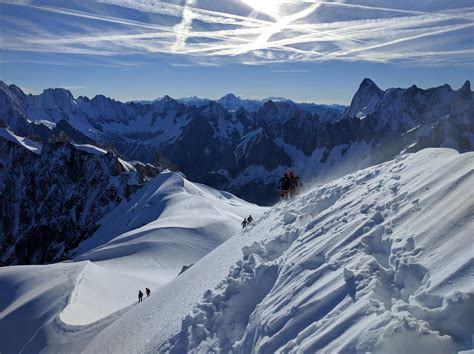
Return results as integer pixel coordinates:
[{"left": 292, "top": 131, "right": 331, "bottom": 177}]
[{"left": 242, "top": 0, "right": 284, "bottom": 17}]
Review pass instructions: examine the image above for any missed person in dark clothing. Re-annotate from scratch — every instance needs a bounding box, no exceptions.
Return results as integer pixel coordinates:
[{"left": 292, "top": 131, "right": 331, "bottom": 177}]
[
  {"left": 138, "top": 290, "right": 143, "bottom": 303},
  {"left": 289, "top": 171, "right": 301, "bottom": 197},
  {"left": 279, "top": 173, "right": 291, "bottom": 200},
  {"left": 247, "top": 215, "right": 253, "bottom": 224},
  {"left": 146, "top": 288, "right": 151, "bottom": 298},
  {"left": 241, "top": 218, "right": 248, "bottom": 229}
]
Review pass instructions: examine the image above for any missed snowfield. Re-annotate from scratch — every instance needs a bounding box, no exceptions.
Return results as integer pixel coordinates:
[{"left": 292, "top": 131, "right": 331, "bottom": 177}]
[{"left": 1, "top": 148, "right": 473, "bottom": 353}]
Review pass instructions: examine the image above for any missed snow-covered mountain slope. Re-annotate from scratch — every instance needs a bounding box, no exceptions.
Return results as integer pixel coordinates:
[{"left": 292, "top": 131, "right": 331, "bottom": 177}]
[
  {"left": 72, "top": 171, "right": 263, "bottom": 291},
  {"left": 161, "top": 148, "right": 473, "bottom": 354},
  {"left": 1, "top": 79, "right": 472, "bottom": 205},
  {"left": 0, "top": 171, "right": 265, "bottom": 353},
  {"left": 0, "top": 126, "right": 42, "bottom": 153},
  {"left": 5, "top": 148, "right": 470, "bottom": 354}
]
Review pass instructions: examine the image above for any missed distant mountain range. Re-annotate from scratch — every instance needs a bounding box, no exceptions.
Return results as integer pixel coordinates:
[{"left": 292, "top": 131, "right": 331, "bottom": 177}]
[
  {"left": 133, "top": 93, "right": 346, "bottom": 117},
  {"left": 1, "top": 78, "right": 472, "bottom": 209}
]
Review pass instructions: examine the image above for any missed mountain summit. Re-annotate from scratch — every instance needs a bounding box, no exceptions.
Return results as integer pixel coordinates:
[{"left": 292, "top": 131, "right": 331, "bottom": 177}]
[{"left": 342, "top": 78, "right": 384, "bottom": 119}]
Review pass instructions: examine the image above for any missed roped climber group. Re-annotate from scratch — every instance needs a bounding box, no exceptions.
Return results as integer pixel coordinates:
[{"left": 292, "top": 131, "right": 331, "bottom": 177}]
[
  {"left": 138, "top": 287, "right": 151, "bottom": 302},
  {"left": 241, "top": 214, "right": 253, "bottom": 230}
]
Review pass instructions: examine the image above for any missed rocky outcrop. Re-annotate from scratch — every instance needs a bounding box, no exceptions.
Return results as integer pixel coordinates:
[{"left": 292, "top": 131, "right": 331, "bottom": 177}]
[{"left": 0, "top": 132, "right": 160, "bottom": 265}]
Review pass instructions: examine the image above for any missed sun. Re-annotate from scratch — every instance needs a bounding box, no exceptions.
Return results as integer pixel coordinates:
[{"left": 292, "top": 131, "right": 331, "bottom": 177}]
[{"left": 242, "top": 0, "right": 284, "bottom": 17}]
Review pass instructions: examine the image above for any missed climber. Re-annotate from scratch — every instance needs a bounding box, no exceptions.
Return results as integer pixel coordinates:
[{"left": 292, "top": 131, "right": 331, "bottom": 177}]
[
  {"left": 138, "top": 290, "right": 143, "bottom": 303},
  {"left": 289, "top": 171, "right": 301, "bottom": 197},
  {"left": 146, "top": 287, "right": 151, "bottom": 298},
  {"left": 241, "top": 218, "right": 248, "bottom": 229},
  {"left": 279, "top": 172, "right": 291, "bottom": 200},
  {"left": 247, "top": 215, "right": 253, "bottom": 224}
]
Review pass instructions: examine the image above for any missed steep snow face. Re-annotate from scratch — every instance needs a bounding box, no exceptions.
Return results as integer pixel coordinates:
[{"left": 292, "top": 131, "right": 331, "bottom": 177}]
[{"left": 152, "top": 148, "right": 473, "bottom": 354}]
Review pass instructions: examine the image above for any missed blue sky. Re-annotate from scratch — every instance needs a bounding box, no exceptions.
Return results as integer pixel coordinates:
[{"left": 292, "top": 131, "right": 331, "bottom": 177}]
[{"left": 1, "top": 0, "right": 473, "bottom": 104}]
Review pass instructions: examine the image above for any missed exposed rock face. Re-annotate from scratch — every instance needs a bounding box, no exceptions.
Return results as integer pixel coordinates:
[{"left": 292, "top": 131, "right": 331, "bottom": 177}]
[
  {"left": 341, "top": 78, "right": 385, "bottom": 119},
  {"left": 0, "top": 131, "right": 160, "bottom": 265}
]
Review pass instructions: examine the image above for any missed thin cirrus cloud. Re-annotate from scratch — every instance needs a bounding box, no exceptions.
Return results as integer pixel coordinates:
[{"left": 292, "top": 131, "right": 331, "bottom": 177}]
[{"left": 0, "top": 0, "right": 473, "bottom": 67}]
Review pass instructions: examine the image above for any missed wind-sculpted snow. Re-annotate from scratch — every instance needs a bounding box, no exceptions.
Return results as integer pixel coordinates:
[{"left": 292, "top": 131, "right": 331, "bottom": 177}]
[{"left": 161, "top": 148, "right": 474, "bottom": 353}]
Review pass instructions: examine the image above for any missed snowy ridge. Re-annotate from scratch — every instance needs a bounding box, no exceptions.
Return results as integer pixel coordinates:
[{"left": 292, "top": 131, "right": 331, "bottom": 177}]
[
  {"left": 0, "top": 171, "right": 265, "bottom": 353},
  {"left": 148, "top": 93, "right": 345, "bottom": 115},
  {"left": 0, "top": 127, "right": 42, "bottom": 153},
  {"left": 158, "top": 148, "right": 474, "bottom": 353},
  {"left": 65, "top": 171, "right": 264, "bottom": 325},
  {"left": 72, "top": 143, "right": 107, "bottom": 155}
]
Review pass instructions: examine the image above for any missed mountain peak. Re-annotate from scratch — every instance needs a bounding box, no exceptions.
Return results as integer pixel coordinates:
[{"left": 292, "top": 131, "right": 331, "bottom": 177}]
[
  {"left": 220, "top": 93, "right": 240, "bottom": 100},
  {"left": 42, "top": 88, "right": 74, "bottom": 101},
  {"left": 91, "top": 94, "right": 114, "bottom": 104},
  {"left": 459, "top": 80, "right": 471, "bottom": 93},
  {"left": 360, "top": 78, "right": 381, "bottom": 91},
  {"left": 262, "top": 99, "right": 277, "bottom": 111},
  {"left": 342, "top": 78, "right": 385, "bottom": 119}
]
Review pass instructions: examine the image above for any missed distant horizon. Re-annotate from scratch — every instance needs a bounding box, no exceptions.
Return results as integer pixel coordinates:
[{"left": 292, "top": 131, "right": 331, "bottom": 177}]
[
  {"left": 1, "top": 0, "right": 472, "bottom": 105},
  {"left": 1, "top": 77, "right": 471, "bottom": 106}
]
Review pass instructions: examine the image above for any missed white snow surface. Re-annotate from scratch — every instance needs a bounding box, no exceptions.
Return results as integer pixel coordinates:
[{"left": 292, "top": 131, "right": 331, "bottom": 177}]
[
  {"left": 0, "top": 171, "right": 264, "bottom": 352},
  {"left": 0, "top": 127, "right": 42, "bottom": 153},
  {"left": 1, "top": 148, "right": 473, "bottom": 354},
  {"left": 72, "top": 143, "right": 108, "bottom": 156}
]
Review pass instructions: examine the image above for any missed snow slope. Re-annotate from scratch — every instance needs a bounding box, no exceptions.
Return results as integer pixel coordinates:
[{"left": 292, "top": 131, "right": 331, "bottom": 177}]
[
  {"left": 163, "top": 148, "right": 474, "bottom": 353},
  {"left": 2, "top": 148, "right": 472, "bottom": 353},
  {"left": 0, "top": 127, "right": 42, "bottom": 154},
  {"left": 75, "top": 148, "right": 473, "bottom": 354},
  {"left": 0, "top": 171, "right": 264, "bottom": 352}
]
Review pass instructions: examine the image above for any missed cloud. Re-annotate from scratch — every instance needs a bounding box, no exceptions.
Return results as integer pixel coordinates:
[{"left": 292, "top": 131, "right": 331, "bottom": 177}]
[{"left": 0, "top": 0, "right": 472, "bottom": 66}]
